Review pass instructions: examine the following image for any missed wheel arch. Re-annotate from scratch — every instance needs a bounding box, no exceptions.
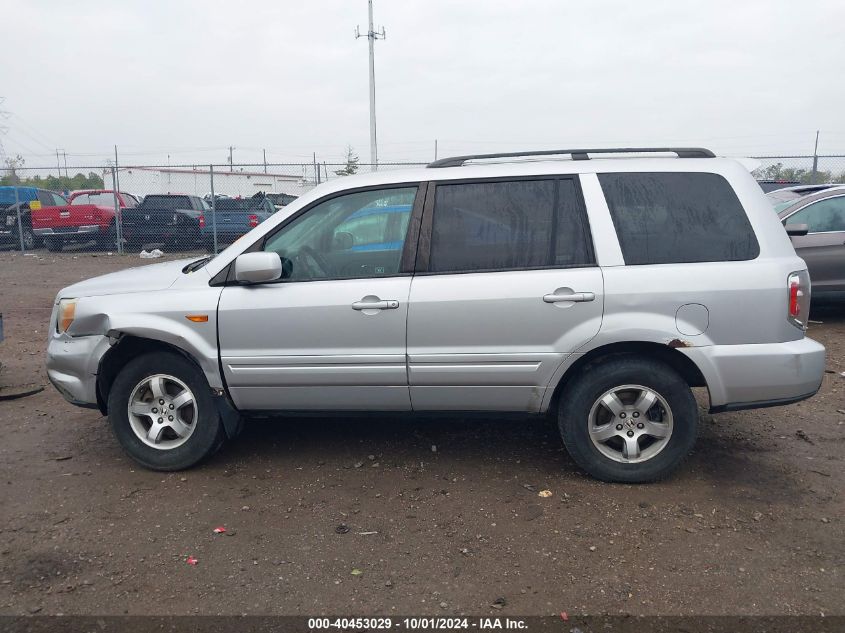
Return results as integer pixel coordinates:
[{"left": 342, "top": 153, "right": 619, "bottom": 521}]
[
  {"left": 544, "top": 341, "right": 708, "bottom": 415},
  {"left": 96, "top": 335, "right": 215, "bottom": 415}
]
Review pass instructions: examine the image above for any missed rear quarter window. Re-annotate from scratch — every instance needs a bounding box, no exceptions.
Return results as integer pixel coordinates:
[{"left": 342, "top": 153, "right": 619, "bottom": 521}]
[{"left": 599, "top": 172, "right": 759, "bottom": 265}]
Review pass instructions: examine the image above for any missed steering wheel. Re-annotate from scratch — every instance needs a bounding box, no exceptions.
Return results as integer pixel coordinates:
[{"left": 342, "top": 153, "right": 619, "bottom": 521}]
[{"left": 295, "top": 245, "right": 331, "bottom": 278}]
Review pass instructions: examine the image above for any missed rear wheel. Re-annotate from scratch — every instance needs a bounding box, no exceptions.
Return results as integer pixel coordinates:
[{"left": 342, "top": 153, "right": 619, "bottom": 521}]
[
  {"left": 557, "top": 356, "right": 698, "bottom": 483},
  {"left": 107, "top": 352, "right": 225, "bottom": 470},
  {"left": 44, "top": 237, "right": 64, "bottom": 252}
]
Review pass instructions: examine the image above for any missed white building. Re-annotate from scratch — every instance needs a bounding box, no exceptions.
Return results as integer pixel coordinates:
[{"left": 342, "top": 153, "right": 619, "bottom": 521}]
[{"left": 103, "top": 166, "right": 314, "bottom": 199}]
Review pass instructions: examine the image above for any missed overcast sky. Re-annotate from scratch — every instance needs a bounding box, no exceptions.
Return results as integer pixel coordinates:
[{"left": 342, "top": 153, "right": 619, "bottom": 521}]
[{"left": 2, "top": 0, "right": 844, "bottom": 168}]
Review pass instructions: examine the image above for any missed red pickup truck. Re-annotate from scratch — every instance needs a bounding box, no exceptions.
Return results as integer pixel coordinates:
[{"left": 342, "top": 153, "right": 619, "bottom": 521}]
[{"left": 32, "top": 190, "right": 139, "bottom": 251}]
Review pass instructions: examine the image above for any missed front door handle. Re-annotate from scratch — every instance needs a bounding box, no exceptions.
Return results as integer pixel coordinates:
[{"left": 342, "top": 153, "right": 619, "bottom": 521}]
[
  {"left": 543, "top": 291, "right": 596, "bottom": 303},
  {"left": 352, "top": 298, "right": 399, "bottom": 311}
]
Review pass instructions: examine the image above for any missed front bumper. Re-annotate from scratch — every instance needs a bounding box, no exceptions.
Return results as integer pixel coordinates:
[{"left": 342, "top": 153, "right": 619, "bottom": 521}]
[
  {"left": 0, "top": 228, "right": 20, "bottom": 243},
  {"left": 681, "top": 337, "right": 826, "bottom": 412},
  {"left": 46, "top": 333, "right": 111, "bottom": 408}
]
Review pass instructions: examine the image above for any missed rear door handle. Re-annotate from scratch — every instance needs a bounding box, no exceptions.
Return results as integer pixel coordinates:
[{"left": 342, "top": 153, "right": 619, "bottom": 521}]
[
  {"left": 351, "top": 298, "right": 399, "bottom": 310},
  {"left": 543, "top": 292, "right": 596, "bottom": 303}
]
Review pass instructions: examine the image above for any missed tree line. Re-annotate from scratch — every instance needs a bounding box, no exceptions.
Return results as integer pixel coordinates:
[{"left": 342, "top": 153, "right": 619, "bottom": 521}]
[
  {"left": 753, "top": 162, "right": 845, "bottom": 185},
  {"left": 1, "top": 155, "right": 104, "bottom": 191}
]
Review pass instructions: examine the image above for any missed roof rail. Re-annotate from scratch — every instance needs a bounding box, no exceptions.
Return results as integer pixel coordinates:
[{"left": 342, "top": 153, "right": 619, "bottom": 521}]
[{"left": 427, "top": 147, "right": 715, "bottom": 168}]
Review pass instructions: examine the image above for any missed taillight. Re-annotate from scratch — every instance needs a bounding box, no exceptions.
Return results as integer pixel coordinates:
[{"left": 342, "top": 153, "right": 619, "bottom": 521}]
[
  {"left": 248, "top": 214, "right": 259, "bottom": 228},
  {"left": 787, "top": 270, "right": 811, "bottom": 330},
  {"left": 198, "top": 214, "right": 205, "bottom": 228}
]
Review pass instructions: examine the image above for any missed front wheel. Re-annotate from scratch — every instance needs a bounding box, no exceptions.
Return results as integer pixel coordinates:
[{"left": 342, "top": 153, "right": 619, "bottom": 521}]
[
  {"left": 558, "top": 357, "right": 698, "bottom": 483},
  {"left": 20, "top": 225, "right": 36, "bottom": 250},
  {"left": 107, "top": 352, "right": 225, "bottom": 470}
]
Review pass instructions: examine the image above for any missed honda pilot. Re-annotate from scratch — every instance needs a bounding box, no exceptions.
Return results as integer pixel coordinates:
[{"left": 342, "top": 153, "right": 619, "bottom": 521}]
[{"left": 45, "top": 148, "right": 826, "bottom": 482}]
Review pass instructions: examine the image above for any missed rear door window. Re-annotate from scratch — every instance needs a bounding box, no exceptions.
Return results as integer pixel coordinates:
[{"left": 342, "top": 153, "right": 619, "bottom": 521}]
[
  {"left": 599, "top": 172, "right": 759, "bottom": 264},
  {"left": 427, "top": 178, "right": 593, "bottom": 273}
]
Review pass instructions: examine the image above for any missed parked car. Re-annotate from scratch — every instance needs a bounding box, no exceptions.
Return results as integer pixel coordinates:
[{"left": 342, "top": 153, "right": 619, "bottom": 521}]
[
  {"left": 766, "top": 183, "right": 843, "bottom": 212},
  {"left": 120, "top": 194, "right": 207, "bottom": 250},
  {"left": 0, "top": 186, "right": 66, "bottom": 249},
  {"left": 45, "top": 147, "right": 825, "bottom": 482},
  {"left": 778, "top": 186, "right": 845, "bottom": 296},
  {"left": 32, "top": 189, "right": 139, "bottom": 251},
  {"left": 201, "top": 192, "right": 275, "bottom": 251},
  {"left": 266, "top": 192, "right": 298, "bottom": 209}
]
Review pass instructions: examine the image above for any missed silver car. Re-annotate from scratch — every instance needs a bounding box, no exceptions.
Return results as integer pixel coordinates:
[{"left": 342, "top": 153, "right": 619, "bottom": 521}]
[{"left": 46, "top": 148, "right": 826, "bottom": 482}]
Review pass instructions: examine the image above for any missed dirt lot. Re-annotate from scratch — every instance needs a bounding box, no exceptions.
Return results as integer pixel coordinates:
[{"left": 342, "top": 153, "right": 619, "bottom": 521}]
[{"left": 0, "top": 250, "right": 842, "bottom": 617}]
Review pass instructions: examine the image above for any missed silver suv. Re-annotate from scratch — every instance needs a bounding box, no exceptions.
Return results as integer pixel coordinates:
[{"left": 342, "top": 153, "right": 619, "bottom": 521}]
[{"left": 46, "top": 148, "right": 826, "bottom": 482}]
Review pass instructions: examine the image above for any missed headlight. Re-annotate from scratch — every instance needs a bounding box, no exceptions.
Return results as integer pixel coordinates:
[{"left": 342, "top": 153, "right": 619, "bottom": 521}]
[{"left": 57, "top": 299, "right": 77, "bottom": 334}]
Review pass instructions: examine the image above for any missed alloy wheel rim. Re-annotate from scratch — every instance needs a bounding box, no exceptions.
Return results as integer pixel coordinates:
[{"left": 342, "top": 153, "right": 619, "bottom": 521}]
[
  {"left": 587, "top": 384, "right": 674, "bottom": 464},
  {"left": 127, "top": 374, "right": 197, "bottom": 450}
]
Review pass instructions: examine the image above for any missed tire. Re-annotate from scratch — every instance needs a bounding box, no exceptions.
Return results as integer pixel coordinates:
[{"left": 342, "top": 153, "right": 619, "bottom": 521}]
[
  {"left": 107, "top": 352, "right": 225, "bottom": 470},
  {"left": 97, "top": 223, "right": 118, "bottom": 250},
  {"left": 557, "top": 356, "right": 698, "bottom": 483},
  {"left": 20, "top": 225, "right": 36, "bottom": 251},
  {"left": 44, "top": 237, "right": 64, "bottom": 252}
]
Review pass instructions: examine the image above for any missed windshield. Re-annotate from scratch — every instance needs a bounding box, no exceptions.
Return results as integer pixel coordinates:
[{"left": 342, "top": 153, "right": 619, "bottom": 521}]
[
  {"left": 766, "top": 190, "right": 803, "bottom": 204},
  {"left": 773, "top": 200, "right": 798, "bottom": 213}
]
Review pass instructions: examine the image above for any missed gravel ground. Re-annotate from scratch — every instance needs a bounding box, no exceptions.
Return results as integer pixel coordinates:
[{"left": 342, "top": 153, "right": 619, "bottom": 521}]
[{"left": 0, "top": 250, "right": 842, "bottom": 616}]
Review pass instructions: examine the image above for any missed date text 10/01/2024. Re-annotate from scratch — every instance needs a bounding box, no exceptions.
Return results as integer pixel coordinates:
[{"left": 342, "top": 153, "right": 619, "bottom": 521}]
[{"left": 307, "top": 618, "right": 529, "bottom": 630}]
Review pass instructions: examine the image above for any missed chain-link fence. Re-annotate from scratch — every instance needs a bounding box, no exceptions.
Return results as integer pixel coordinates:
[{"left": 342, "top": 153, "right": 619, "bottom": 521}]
[
  {"left": 0, "top": 162, "right": 426, "bottom": 255},
  {"left": 2, "top": 155, "right": 845, "bottom": 256},
  {"left": 751, "top": 155, "right": 845, "bottom": 185}
]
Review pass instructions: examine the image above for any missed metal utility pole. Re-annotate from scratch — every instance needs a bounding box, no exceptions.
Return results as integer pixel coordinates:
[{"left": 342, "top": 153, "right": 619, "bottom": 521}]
[
  {"left": 56, "top": 149, "right": 62, "bottom": 177},
  {"left": 209, "top": 165, "right": 218, "bottom": 254},
  {"left": 356, "top": 0, "right": 385, "bottom": 171},
  {"left": 13, "top": 184, "right": 25, "bottom": 252},
  {"left": 0, "top": 97, "right": 9, "bottom": 165},
  {"left": 811, "top": 130, "right": 820, "bottom": 184},
  {"left": 62, "top": 150, "right": 68, "bottom": 177},
  {"left": 113, "top": 145, "right": 124, "bottom": 255},
  {"left": 263, "top": 148, "right": 267, "bottom": 174},
  {"left": 228, "top": 146, "right": 234, "bottom": 172}
]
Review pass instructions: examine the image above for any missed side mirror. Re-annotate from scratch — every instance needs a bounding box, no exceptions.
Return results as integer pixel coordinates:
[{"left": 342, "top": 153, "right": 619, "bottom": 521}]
[
  {"left": 332, "top": 231, "right": 354, "bottom": 251},
  {"left": 785, "top": 223, "right": 809, "bottom": 237},
  {"left": 234, "top": 252, "right": 282, "bottom": 284}
]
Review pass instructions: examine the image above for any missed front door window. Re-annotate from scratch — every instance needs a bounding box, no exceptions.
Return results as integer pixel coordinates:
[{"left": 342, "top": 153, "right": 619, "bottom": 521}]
[{"left": 263, "top": 187, "right": 417, "bottom": 281}]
